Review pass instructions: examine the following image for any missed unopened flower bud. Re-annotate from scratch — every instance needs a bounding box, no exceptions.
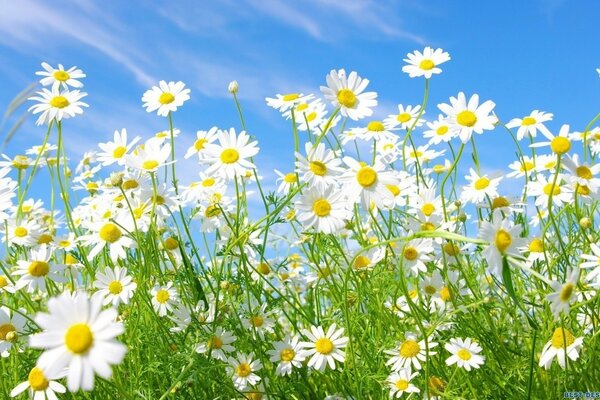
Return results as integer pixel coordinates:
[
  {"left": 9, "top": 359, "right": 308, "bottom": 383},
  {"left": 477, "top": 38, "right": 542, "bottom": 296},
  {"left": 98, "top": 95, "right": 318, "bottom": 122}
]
[
  {"left": 580, "top": 217, "right": 592, "bottom": 229},
  {"left": 228, "top": 80, "right": 239, "bottom": 94},
  {"left": 110, "top": 172, "right": 123, "bottom": 187}
]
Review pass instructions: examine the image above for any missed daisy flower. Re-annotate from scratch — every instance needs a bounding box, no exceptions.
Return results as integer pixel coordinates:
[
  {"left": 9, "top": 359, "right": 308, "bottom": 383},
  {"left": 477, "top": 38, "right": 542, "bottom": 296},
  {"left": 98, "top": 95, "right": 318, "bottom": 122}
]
[
  {"left": 295, "top": 142, "right": 344, "bottom": 191},
  {"left": 142, "top": 80, "right": 191, "bottom": 116},
  {"left": 125, "top": 139, "right": 172, "bottom": 174},
  {"left": 460, "top": 168, "right": 502, "bottom": 204},
  {"left": 539, "top": 327, "right": 584, "bottom": 369},
  {"left": 150, "top": 282, "right": 179, "bottom": 316},
  {"left": 351, "top": 247, "right": 385, "bottom": 272},
  {"left": 29, "top": 291, "right": 127, "bottom": 392},
  {"left": 0, "top": 274, "right": 16, "bottom": 294},
  {"left": 227, "top": 352, "right": 262, "bottom": 390},
  {"left": 196, "top": 326, "right": 237, "bottom": 361},
  {"left": 385, "top": 104, "right": 425, "bottom": 130},
  {"left": 351, "top": 119, "right": 398, "bottom": 142},
  {"left": 386, "top": 369, "right": 420, "bottom": 398},
  {"left": 274, "top": 170, "right": 298, "bottom": 194},
  {"left": 546, "top": 269, "right": 579, "bottom": 318},
  {"left": 300, "top": 323, "right": 348, "bottom": 371},
  {"left": 562, "top": 154, "right": 600, "bottom": 192},
  {"left": 530, "top": 124, "right": 573, "bottom": 155},
  {"left": 267, "top": 334, "right": 306, "bottom": 376},
  {"left": 385, "top": 333, "right": 438, "bottom": 372},
  {"left": 444, "top": 337, "right": 485, "bottom": 371},
  {"left": 242, "top": 303, "right": 276, "bottom": 339},
  {"left": 339, "top": 157, "right": 397, "bottom": 209},
  {"left": 13, "top": 245, "right": 66, "bottom": 293},
  {"left": 10, "top": 366, "right": 66, "bottom": 400},
  {"left": 28, "top": 88, "right": 88, "bottom": 126},
  {"left": 320, "top": 69, "right": 378, "bottom": 121},
  {"left": 97, "top": 129, "right": 140, "bottom": 166},
  {"left": 401, "top": 238, "right": 434, "bottom": 275},
  {"left": 0, "top": 306, "right": 27, "bottom": 356},
  {"left": 295, "top": 186, "right": 349, "bottom": 234},
  {"left": 184, "top": 127, "right": 219, "bottom": 160},
  {"left": 266, "top": 93, "right": 313, "bottom": 112},
  {"left": 80, "top": 221, "right": 135, "bottom": 263},
  {"left": 527, "top": 174, "right": 573, "bottom": 208},
  {"left": 580, "top": 243, "right": 600, "bottom": 283},
  {"left": 423, "top": 116, "right": 455, "bottom": 145},
  {"left": 284, "top": 98, "right": 332, "bottom": 132},
  {"left": 478, "top": 210, "right": 526, "bottom": 274},
  {"left": 506, "top": 110, "right": 553, "bottom": 140},
  {"left": 93, "top": 266, "right": 137, "bottom": 307},
  {"left": 402, "top": 47, "right": 450, "bottom": 79},
  {"left": 437, "top": 92, "right": 496, "bottom": 143},
  {"left": 36, "top": 62, "right": 85, "bottom": 90},
  {"left": 506, "top": 156, "right": 536, "bottom": 178},
  {"left": 203, "top": 128, "right": 259, "bottom": 180}
]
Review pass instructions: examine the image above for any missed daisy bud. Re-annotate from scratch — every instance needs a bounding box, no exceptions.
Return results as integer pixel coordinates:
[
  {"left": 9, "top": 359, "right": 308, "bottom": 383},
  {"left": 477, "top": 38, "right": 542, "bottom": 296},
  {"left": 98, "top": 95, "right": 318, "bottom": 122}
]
[
  {"left": 110, "top": 172, "right": 123, "bottom": 186},
  {"left": 579, "top": 217, "right": 592, "bottom": 229},
  {"left": 228, "top": 80, "right": 239, "bottom": 94}
]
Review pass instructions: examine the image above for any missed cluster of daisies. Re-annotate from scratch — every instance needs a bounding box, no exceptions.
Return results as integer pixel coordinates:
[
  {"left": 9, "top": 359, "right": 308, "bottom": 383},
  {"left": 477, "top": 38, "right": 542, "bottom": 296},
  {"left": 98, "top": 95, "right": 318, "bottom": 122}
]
[{"left": 0, "top": 48, "right": 598, "bottom": 399}]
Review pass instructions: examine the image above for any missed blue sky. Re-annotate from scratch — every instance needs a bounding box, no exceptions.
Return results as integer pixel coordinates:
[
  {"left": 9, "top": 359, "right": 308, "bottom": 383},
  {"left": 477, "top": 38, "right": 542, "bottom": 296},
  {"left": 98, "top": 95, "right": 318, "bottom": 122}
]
[{"left": 0, "top": 0, "right": 599, "bottom": 197}]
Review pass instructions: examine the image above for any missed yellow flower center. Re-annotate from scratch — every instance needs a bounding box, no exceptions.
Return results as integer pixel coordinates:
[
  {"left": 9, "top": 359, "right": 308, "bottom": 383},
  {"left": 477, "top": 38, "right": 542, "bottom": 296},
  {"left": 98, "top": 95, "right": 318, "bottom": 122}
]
[
  {"left": 257, "top": 262, "right": 271, "bottom": 274},
  {"left": 443, "top": 243, "right": 460, "bottom": 256},
  {"left": 559, "top": 283, "right": 574, "bottom": 302},
  {"left": 236, "top": 362, "right": 252, "bottom": 377},
  {"left": 315, "top": 337, "right": 334, "bottom": 354},
  {"left": 113, "top": 146, "right": 127, "bottom": 159},
  {"left": 282, "top": 93, "right": 300, "bottom": 102},
  {"left": 457, "top": 348, "right": 472, "bottom": 360},
  {"left": 205, "top": 205, "right": 221, "bottom": 218},
  {"left": 436, "top": 125, "right": 449, "bottom": 135},
  {"left": 474, "top": 177, "right": 490, "bottom": 190},
  {"left": 12, "top": 155, "right": 30, "bottom": 169},
  {"left": 280, "top": 348, "right": 295, "bottom": 362},
  {"left": 419, "top": 59, "right": 435, "bottom": 70},
  {"left": 249, "top": 315, "right": 264, "bottom": 327},
  {"left": 194, "top": 138, "right": 208, "bottom": 151},
  {"left": 440, "top": 286, "right": 451, "bottom": 301},
  {"left": 309, "top": 161, "right": 327, "bottom": 176},
  {"left": 577, "top": 184, "right": 590, "bottom": 195},
  {"left": 164, "top": 237, "right": 179, "bottom": 250},
  {"left": 313, "top": 199, "right": 331, "bottom": 217},
  {"left": 422, "top": 203, "right": 435, "bottom": 216},
  {"left": 28, "top": 367, "right": 49, "bottom": 391},
  {"left": 337, "top": 89, "right": 356, "bottom": 108},
  {"left": 367, "top": 121, "right": 385, "bottom": 131},
  {"left": 421, "top": 222, "right": 435, "bottom": 231},
  {"left": 306, "top": 112, "right": 317, "bottom": 122},
  {"left": 142, "top": 160, "right": 159, "bottom": 171},
  {"left": 386, "top": 184, "right": 400, "bottom": 197},
  {"left": 65, "top": 323, "right": 94, "bottom": 354},
  {"left": 108, "top": 280, "right": 123, "bottom": 295},
  {"left": 543, "top": 183, "right": 561, "bottom": 196},
  {"left": 520, "top": 161, "right": 534, "bottom": 172},
  {"left": 50, "top": 96, "right": 69, "bottom": 109},
  {"left": 296, "top": 103, "right": 309, "bottom": 111},
  {"left": 456, "top": 110, "right": 477, "bottom": 127},
  {"left": 424, "top": 285, "right": 436, "bottom": 295},
  {"left": 283, "top": 173, "right": 297, "bottom": 183},
  {"left": 395, "top": 379, "right": 409, "bottom": 391},
  {"left": 37, "top": 234, "right": 53, "bottom": 244},
  {"left": 491, "top": 196, "right": 510, "bottom": 210},
  {"left": 356, "top": 166, "right": 377, "bottom": 187},
  {"left": 550, "top": 137, "right": 571, "bottom": 155},
  {"left": 156, "top": 289, "right": 170, "bottom": 303},
  {"left": 399, "top": 339, "right": 420, "bottom": 358},
  {"left": 522, "top": 116, "right": 536, "bottom": 126},
  {"left": 99, "top": 223, "right": 122, "bottom": 243},
  {"left": 159, "top": 92, "right": 175, "bottom": 104},
  {"left": 576, "top": 166, "right": 592, "bottom": 179},
  {"left": 403, "top": 247, "right": 418, "bottom": 261},
  {"left": 207, "top": 336, "right": 223, "bottom": 349},
  {"left": 220, "top": 148, "right": 239, "bottom": 164},
  {"left": 0, "top": 323, "right": 16, "bottom": 340},
  {"left": 495, "top": 229, "right": 512, "bottom": 253},
  {"left": 551, "top": 328, "right": 575, "bottom": 348},
  {"left": 53, "top": 70, "right": 70, "bottom": 81},
  {"left": 14, "top": 226, "right": 28, "bottom": 237},
  {"left": 0, "top": 276, "right": 7, "bottom": 288},
  {"left": 397, "top": 113, "right": 411, "bottom": 123},
  {"left": 529, "top": 238, "right": 543, "bottom": 253},
  {"left": 65, "top": 254, "right": 78, "bottom": 265},
  {"left": 28, "top": 261, "right": 50, "bottom": 277},
  {"left": 122, "top": 179, "right": 139, "bottom": 190},
  {"left": 353, "top": 255, "right": 371, "bottom": 270}
]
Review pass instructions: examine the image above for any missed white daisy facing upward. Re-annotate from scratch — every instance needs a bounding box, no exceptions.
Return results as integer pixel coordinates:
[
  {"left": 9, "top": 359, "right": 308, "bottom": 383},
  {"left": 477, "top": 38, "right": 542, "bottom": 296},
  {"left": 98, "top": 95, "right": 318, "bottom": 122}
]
[
  {"left": 539, "top": 327, "right": 584, "bottom": 369},
  {"left": 320, "top": 69, "right": 378, "bottom": 121},
  {"left": 97, "top": 129, "right": 140, "bottom": 166},
  {"left": 13, "top": 245, "right": 66, "bottom": 293},
  {"left": 295, "top": 142, "right": 344, "bottom": 191},
  {"left": 300, "top": 323, "right": 348, "bottom": 371},
  {"left": 267, "top": 334, "right": 306, "bottom": 376},
  {"left": 28, "top": 88, "right": 88, "bottom": 126},
  {"left": 29, "top": 291, "right": 127, "bottom": 392},
  {"left": 203, "top": 128, "right": 259, "bottom": 180},
  {"left": 266, "top": 92, "right": 313, "bottom": 112},
  {"left": 142, "top": 80, "right": 191, "bottom": 116},
  {"left": 196, "top": 326, "right": 237, "bottom": 361},
  {"left": 478, "top": 210, "right": 525, "bottom": 274},
  {"left": 385, "top": 333, "right": 438, "bottom": 372},
  {"left": 227, "top": 352, "right": 262, "bottom": 390},
  {"left": 36, "top": 62, "right": 85, "bottom": 91},
  {"left": 385, "top": 104, "right": 425, "bottom": 130},
  {"left": 125, "top": 139, "right": 172, "bottom": 174},
  {"left": 80, "top": 221, "right": 135, "bottom": 263},
  {"left": 460, "top": 168, "right": 502, "bottom": 205},
  {"left": 10, "top": 366, "right": 66, "bottom": 400},
  {"left": 386, "top": 369, "right": 420, "bottom": 398},
  {"left": 437, "top": 92, "right": 496, "bottom": 143},
  {"left": 150, "top": 282, "right": 179, "bottom": 316},
  {"left": 506, "top": 110, "right": 553, "bottom": 140},
  {"left": 93, "top": 266, "right": 137, "bottom": 307},
  {"left": 402, "top": 47, "right": 451, "bottom": 79},
  {"left": 444, "top": 337, "right": 485, "bottom": 371},
  {"left": 295, "top": 186, "right": 350, "bottom": 234},
  {"left": 340, "top": 157, "right": 398, "bottom": 210},
  {"left": 530, "top": 124, "right": 573, "bottom": 155}
]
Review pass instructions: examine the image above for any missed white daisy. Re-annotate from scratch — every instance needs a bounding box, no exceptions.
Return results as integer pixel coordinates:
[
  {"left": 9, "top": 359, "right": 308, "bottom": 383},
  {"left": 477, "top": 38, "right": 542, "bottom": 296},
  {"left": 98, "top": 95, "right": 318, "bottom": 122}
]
[
  {"left": 339, "top": 157, "right": 397, "bottom": 209},
  {"left": 401, "top": 238, "right": 434, "bottom": 275},
  {"left": 203, "top": 128, "right": 259, "bottom": 180},
  {"left": 506, "top": 110, "right": 553, "bottom": 140},
  {"left": 184, "top": 127, "right": 219, "bottom": 160},
  {"left": 28, "top": 88, "right": 88, "bottom": 126},
  {"left": 295, "top": 142, "right": 343, "bottom": 191},
  {"left": 36, "top": 62, "right": 85, "bottom": 90},
  {"left": 478, "top": 210, "right": 526, "bottom": 274},
  {"left": 538, "top": 328, "right": 584, "bottom": 369},
  {"left": 351, "top": 119, "right": 398, "bottom": 142},
  {"left": 196, "top": 326, "right": 237, "bottom": 361},
  {"left": 437, "top": 92, "right": 496, "bottom": 143},
  {"left": 227, "top": 352, "right": 262, "bottom": 390},
  {"left": 320, "top": 69, "right": 378, "bottom": 121},
  {"left": 444, "top": 337, "right": 485, "bottom": 371},
  {"left": 97, "top": 129, "right": 140, "bottom": 166},
  {"left": 266, "top": 93, "right": 314, "bottom": 112},
  {"left": 142, "top": 80, "right": 191, "bottom": 116},
  {"left": 530, "top": 124, "right": 573, "bottom": 155},
  {"left": 267, "top": 334, "right": 306, "bottom": 376},
  {"left": 385, "top": 333, "right": 438, "bottom": 372},
  {"left": 79, "top": 220, "right": 135, "bottom": 263},
  {"left": 300, "top": 323, "right": 348, "bottom": 372},
  {"left": 10, "top": 366, "right": 66, "bottom": 400},
  {"left": 546, "top": 269, "right": 579, "bottom": 318},
  {"left": 125, "top": 138, "right": 172, "bottom": 174},
  {"left": 460, "top": 168, "right": 502, "bottom": 204},
  {"left": 0, "top": 306, "right": 27, "bottom": 356},
  {"left": 295, "top": 186, "right": 350, "bottom": 234},
  {"left": 386, "top": 369, "right": 420, "bottom": 398},
  {"left": 13, "top": 245, "right": 66, "bottom": 293},
  {"left": 93, "top": 267, "right": 137, "bottom": 307},
  {"left": 385, "top": 104, "right": 425, "bottom": 130},
  {"left": 423, "top": 116, "right": 455, "bottom": 145},
  {"left": 150, "top": 282, "right": 179, "bottom": 316},
  {"left": 402, "top": 47, "right": 451, "bottom": 79}
]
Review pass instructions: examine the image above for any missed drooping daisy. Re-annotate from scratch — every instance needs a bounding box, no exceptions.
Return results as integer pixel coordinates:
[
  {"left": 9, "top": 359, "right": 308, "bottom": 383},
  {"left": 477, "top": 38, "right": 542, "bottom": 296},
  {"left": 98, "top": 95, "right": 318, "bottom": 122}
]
[
  {"left": 227, "top": 352, "right": 262, "bottom": 390},
  {"left": 460, "top": 168, "right": 502, "bottom": 204},
  {"left": 300, "top": 323, "right": 348, "bottom": 372},
  {"left": 29, "top": 291, "right": 127, "bottom": 392},
  {"left": 142, "top": 80, "right": 191, "bottom": 116},
  {"left": 538, "top": 327, "right": 584, "bottom": 369},
  {"left": 530, "top": 124, "right": 573, "bottom": 155},
  {"left": 506, "top": 110, "right": 553, "bottom": 140},
  {"left": 196, "top": 326, "right": 237, "bottom": 361},
  {"left": 79, "top": 220, "right": 135, "bottom": 262},
  {"left": 295, "top": 142, "right": 344, "bottom": 191},
  {"left": 402, "top": 47, "right": 451, "bottom": 79},
  {"left": 93, "top": 266, "right": 137, "bottom": 307},
  {"left": 320, "top": 69, "right": 378, "bottom": 121},
  {"left": 97, "top": 129, "right": 140, "bottom": 166},
  {"left": 203, "top": 128, "right": 259, "bottom": 180},
  {"left": 28, "top": 88, "right": 88, "bottom": 126},
  {"left": 385, "top": 333, "right": 438, "bottom": 372},
  {"left": 546, "top": 269, "right": 579, "bottom": 318},
  {"left": 10, "top": 366, "right": 66, "bottom": 400},
  {"left": 400, "top": 238, "right": 434, "bottom": 275},
  {"left": 351, "top": 247, "right": 385, "bottom": 272},
  {"left": 437, "top": 92, "right": 496, "bottom": 143},
  {"left": 13, "top": 245, "right": 66, "bottom": 293},
  {"left": 478, "top": 210, "right": 526, "bottom": 274},
  {"left": 385, "top": 104, "right": 425, "bottom": 130},
  {"left": 0, "top": 306, "right": 27, "bottom": 356},
  {"left": 444, "top": 337, "right": 485, "bottom": 371},
  {"left": 423, "top": 116, "right": 455, "bottom": 145},
  {"left": 339, "top": 157, "right": 397, "bottom": 209},
  {"left": 36, "top": 62, "right": 85, "bottom": 91},
  {"left": 267, "top": 334, "right": 306, "bottom": 376},
  {"left": 150, "top": 282, "right": 179, "bottom": 316},
  {"left": 386, "top": 369, "right": 420, "bottom": 398},
  {"left": 125, "top": 139, "right": 172, "bottom": 174},
  {"left": 184, "top": 127, "right": 219, "bottom": 160},
  {"left": 295, "top": 186, "right": 350, "bottom": 234}
]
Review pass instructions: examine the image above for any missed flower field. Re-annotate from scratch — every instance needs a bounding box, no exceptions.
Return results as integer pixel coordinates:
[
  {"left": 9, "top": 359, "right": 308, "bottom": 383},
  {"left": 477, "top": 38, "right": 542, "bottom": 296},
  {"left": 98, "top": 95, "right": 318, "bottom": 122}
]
[{"left": 1, "top": 50, "right": 600, "bottom": 399}]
